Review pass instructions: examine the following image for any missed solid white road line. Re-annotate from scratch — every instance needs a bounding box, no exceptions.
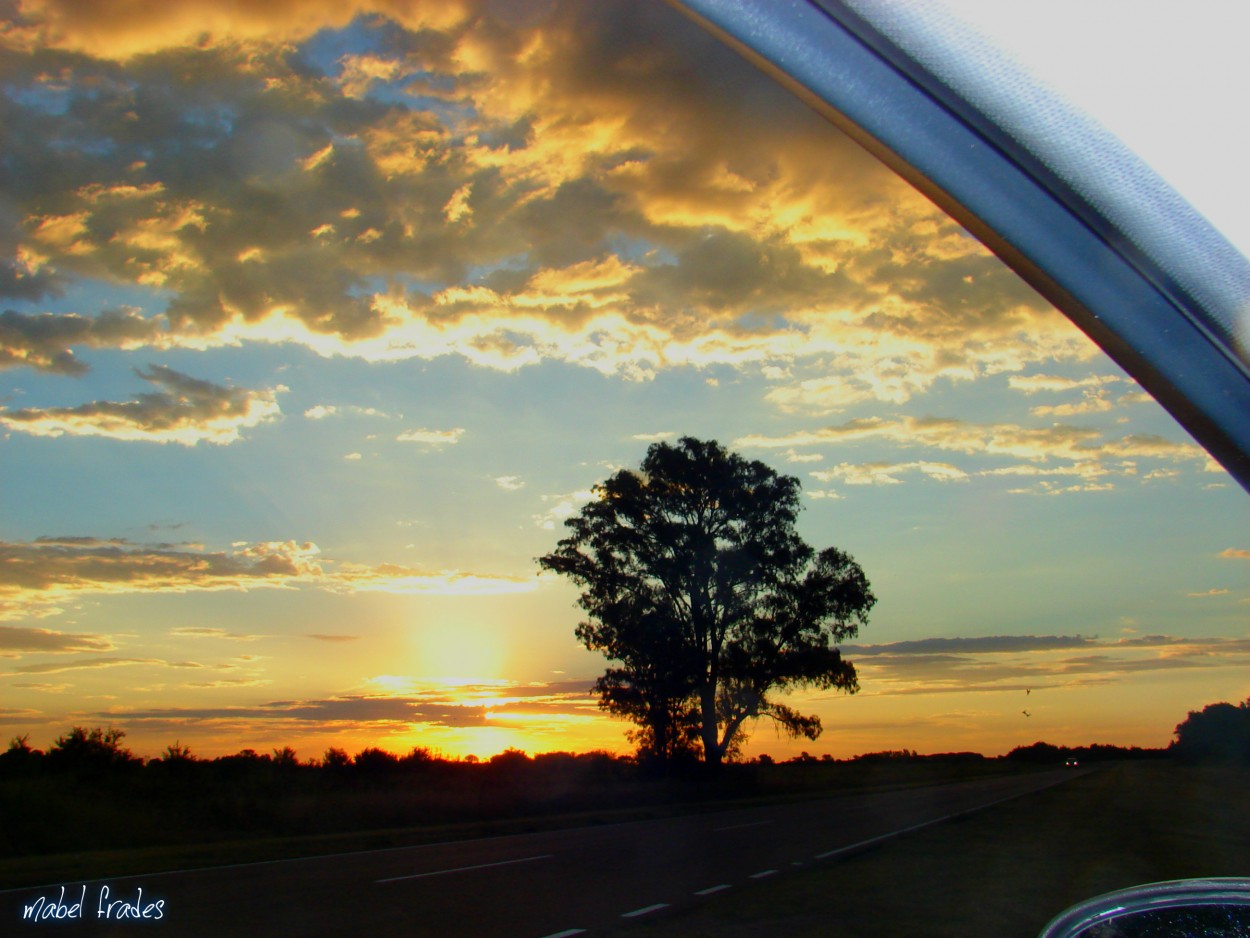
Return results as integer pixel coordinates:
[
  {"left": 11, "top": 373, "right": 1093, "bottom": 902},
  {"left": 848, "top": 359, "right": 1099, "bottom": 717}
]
[
  {"left": 694, "top": 884, "right": 732, "bottom": 896},
  {"left": 813, "top": 785, "right": 1046, "bottom": 862},
  {"left": 376, "top": 853, "right": 552, "bottom": 883},
  {"left": 621, "top": 903, "right": 670, "bottom": 918}
]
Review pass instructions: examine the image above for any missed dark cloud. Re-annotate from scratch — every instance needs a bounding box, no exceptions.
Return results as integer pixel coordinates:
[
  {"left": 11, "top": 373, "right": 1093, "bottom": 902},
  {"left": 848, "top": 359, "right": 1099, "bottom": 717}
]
[
  {"left": 0, "top": 365, "right": 283, "bottom": 444},
  {"left": 5, "top": 656, "right": 186, "bottom": 675},
  {"left": 842, "top": 633, "right": 1250, "bottom": 697},
  {"left": 0, "top": 308, "right": 166, "bottom": 374},
  {"left": 95, "top": 694, "right": 489, "bottom": 729},
  {"left": 844, "top": 635, "right": 1098, "bottom": 657},
  {"left": 0, "top": 625, "right": 114, "bottom": 653},
  {"left": 0, "top": 538, "right": 319, "bottom": 619}
]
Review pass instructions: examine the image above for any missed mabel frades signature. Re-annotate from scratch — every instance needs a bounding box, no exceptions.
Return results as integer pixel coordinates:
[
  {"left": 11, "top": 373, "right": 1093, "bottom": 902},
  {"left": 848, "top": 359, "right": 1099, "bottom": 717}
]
[{"left": 20, "top": 884, "right": 165, "bottom": 923}]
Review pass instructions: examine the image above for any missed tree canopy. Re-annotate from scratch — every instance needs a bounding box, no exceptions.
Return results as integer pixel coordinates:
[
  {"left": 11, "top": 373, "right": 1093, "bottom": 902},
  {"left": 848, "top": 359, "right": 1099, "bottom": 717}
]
[
  {"left": 539, "top": 437, "right": 874, "bottom": 766},
  {"left": 1172, "top": 699, "right": 1250, "bottom": 764}
]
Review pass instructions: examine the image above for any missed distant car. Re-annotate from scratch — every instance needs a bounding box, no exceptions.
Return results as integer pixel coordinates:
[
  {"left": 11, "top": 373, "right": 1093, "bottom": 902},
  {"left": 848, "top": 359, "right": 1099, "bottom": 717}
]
[{"left": 1064, "top": 758, "right": 1079, "bottom": 768}]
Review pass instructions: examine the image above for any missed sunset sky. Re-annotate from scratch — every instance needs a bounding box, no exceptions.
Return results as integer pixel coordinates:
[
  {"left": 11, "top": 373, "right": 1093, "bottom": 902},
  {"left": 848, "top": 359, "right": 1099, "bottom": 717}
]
[{"left": 2, "top": 0, "right": 1247, "bottom": 763}]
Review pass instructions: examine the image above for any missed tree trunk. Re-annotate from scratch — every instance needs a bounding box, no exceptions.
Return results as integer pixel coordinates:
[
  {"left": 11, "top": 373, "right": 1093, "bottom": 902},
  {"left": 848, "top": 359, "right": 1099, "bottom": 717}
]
[{"left": 700, "top": 683, "right": 721, "bottom": 767}]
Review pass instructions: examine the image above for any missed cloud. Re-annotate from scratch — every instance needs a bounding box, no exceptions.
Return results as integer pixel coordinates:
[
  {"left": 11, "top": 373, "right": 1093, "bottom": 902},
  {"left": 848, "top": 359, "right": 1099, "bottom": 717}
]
[
  {"left": 1220, "top": 549, "right": 1250, "bottom": 560},
  {"left": 631, "top": 431, "right": 677, "bottom": 442},
  {"left": 0, "top": 538, "right": 320, "bottom": 622},
  {"left": 736, "top": 415, "right": 1211, "bottom": 493},
  {"left": 325, "top": 563, "right": 542, "bottom": 596},
  {"left": 1028, "top": 390, "right": 1114, "bottom": 418},
  {"left": 12, "top": 682, "right": 71, "bottom": 692},
  {"left": 0, "top": 0, "right": 1091, "bottom": 400},
  {"left": 304, "top": 634, "right": 359, "bottom": 642},
  {"left": 533, "top": 489, "right": 595, "bottom": 530},
  {"left": 2, "top": 1, "right": 471, "bottom": 59},
  {"left": 493, "top": 475, "right": 525, "bottom": 491},
  {"left": 1008, "top": 374, "right": 1123, "bottom": 394},
  {"left": 169, "top": 627, "right": 266, "bottom": 641},
  {"left": 304, "top": 404, "right": 389, "bottom": 420},
  {"left": 396, "top": 428, "right": 465, "bottom": 446},
  {"left": 86, "top": 680, "right": 596, "bottom": 734},
  {"left": 0, "top": 366, "right": 284, "bottom": 445},
  {"left": 837, "top": 633, "right": 1250, "bottom": 697},
  {"left": 2, "top": 656, "right": 199, "bottom": 675},
  {"left": 0, "top": 536, "right": 543, "bottom": 622},
  {"left": 0, "top": 308, "right": 169, "bottom": 374},
  {"left": 843, "top": 635, "right": 1099, "bottom": 657},
  {"left": 811, "top": 461, "right": 968, "bottom": 486},
  {"left": 0, "top": 625, "right": 115, "bottom": 654}
]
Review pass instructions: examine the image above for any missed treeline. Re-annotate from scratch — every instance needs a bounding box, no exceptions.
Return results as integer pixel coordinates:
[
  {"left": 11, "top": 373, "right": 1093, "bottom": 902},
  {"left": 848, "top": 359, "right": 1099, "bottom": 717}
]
[
  {"left": 1005, "top": 742, "right": 1166, "bottom": 764},
  {"left": 0, "top": 729, "right": 643, "bottom": 858},
  {"left": 0, "top": 727, "right": 1022, "bottom": 859}
]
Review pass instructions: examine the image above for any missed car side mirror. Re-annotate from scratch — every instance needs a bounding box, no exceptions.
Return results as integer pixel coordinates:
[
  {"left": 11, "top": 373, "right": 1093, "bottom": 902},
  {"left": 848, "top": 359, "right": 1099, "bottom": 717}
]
[{"left": 1038, "top": 878, "right": 1250, "bottom": 936}]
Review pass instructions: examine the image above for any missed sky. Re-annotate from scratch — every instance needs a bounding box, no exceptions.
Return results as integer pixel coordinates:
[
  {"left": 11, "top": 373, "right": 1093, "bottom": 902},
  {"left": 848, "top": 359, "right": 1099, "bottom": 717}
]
[{"left": 1, "top": 0, "right": 1247, "bottom": 763}]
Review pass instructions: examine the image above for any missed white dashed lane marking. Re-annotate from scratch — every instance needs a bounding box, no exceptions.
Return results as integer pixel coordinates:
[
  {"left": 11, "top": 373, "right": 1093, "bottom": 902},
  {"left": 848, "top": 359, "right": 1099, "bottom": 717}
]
[
  {"left": 694, "top": 884, "right": 732, "bottom": 896},
  {"left": 749, "top": 869, "right": 779, "bottom": 879},
  {"left": 621, "top": 904, "right": 670, "bottom": 918}
]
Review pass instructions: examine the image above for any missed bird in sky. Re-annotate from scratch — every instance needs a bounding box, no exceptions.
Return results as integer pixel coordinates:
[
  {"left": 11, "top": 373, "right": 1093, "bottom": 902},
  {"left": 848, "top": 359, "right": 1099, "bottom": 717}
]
[{"left": 1022, "top": 710, "right": 1032, "bottom": 717}]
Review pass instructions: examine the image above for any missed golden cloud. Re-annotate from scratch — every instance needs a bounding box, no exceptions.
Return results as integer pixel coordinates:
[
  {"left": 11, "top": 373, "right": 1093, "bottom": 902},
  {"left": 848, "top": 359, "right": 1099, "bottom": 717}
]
[
  {"left": 326, "top": 563, "right": 542, "bottom": 597},
  {"left": 811, "top": 461, "right": 969, "bottom": 486},
  {"left": 0, "top": 0, "right": 1089, "bottom": 400},
  {"left": 738, "top": 415, "right": 1212, "bottom": 494}
]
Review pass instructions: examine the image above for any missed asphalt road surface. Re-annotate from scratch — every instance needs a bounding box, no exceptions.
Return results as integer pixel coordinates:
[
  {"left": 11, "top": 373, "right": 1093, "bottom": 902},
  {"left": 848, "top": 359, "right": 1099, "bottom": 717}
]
[{"left": 7, "top": 769, "right": 1081, "bottom": 937}]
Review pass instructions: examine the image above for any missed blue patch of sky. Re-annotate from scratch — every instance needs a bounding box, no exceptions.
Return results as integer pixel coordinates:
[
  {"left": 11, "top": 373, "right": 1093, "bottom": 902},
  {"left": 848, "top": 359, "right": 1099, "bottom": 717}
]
[
  {"left": 4, "top": 83, "right": 71, "bottom": 116},
  {"left": 390, "top": 272, "right": 451, "bottom": 296},
  {"left": 464, "top": 253, "right": 531, "bottom": 285},
  {"left": 47, "top": 134, "right": 116, "bottom": 158},
  {"left": 604, "top": 233, "right": 669, "bottom": 267},
  {"left": 346, "top": 276, "right": 389, "bottom": 299},
  {"left": 299, "top": 16, "right": 390, "bottom": 79},
  {"left": 297, "top": 15, "right": 478, "bottom": 134},
  {"left": 181, "top": 103, "right": 238, "bottom": 140},
  {"left": 4, "top": 278, "right": 171, "bottom": 317}
]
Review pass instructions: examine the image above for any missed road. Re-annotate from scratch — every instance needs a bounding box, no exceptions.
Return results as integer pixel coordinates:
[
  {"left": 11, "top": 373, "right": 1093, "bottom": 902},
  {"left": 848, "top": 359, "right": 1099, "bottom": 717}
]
[{"left": 7, "top": 770, "right": 1080, "bottom": 936}]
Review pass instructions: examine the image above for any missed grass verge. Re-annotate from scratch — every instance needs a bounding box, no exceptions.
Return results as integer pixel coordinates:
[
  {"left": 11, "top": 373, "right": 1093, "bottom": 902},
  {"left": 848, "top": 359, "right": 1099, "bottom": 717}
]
[{"left": 620, "top": 762, "right": 1250, "bottom": 938}]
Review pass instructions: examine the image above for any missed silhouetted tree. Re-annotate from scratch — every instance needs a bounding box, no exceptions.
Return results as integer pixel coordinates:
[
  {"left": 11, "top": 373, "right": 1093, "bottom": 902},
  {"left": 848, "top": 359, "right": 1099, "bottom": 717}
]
[
  {"left": 322, "top": 747, "right": 352, "bottom": 771},
  {"left": 539, "top": 437, "right": 874, "bottom": 767},
  {"left": 45, "top": 726, "right": 140, "bottom": 773},
  {"left": 1172, "top": 699, "right": 1250, "bottom": 764},
  {"left": 353, "top": 747, "right": 400, "bottom": 774},
  {"left": 0, "top": 734, "right": 43, "bottom": 776},
  {"left": 160, "top": 741, "right": 196, "bottom": 763}
]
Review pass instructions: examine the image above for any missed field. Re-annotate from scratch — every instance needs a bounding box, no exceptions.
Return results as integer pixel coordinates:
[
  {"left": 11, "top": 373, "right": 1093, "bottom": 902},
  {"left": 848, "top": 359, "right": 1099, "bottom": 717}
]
[{"left": 624, "top": 762, "right": 1250, "bottom": 937}]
